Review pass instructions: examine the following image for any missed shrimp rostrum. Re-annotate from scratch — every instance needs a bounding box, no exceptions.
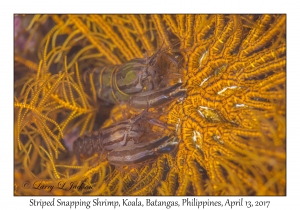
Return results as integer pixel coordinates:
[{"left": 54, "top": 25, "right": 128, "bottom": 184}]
[{"left": 83, "top": 49, "right": 182, "bottom": 108}]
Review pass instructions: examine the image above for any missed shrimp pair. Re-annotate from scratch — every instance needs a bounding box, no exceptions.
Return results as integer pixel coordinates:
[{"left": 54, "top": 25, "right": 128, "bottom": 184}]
[{"left": 73, "top": 49, "right": 186, "bottom": 166}]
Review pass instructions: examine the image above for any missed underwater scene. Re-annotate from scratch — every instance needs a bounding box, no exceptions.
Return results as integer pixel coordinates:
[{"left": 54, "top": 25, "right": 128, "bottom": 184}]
[{"left": 14, "top": 14, "right": 286, "bottom": 196}]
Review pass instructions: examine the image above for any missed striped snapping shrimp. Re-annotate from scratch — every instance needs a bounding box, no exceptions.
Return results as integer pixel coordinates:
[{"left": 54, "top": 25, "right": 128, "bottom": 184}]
[
  {"left": 73, "top": 104, "right": 180, "bottom": 166},
  {"left": 83, "top": 49, "right": 182, "bottom": 108}
]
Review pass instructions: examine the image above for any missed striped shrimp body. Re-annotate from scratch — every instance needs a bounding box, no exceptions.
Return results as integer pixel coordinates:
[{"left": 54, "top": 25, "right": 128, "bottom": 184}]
[
  {"left": 73, "top": 109, "right": 179, "bottom": 166},
  {"left": 73, "top": 110, "right": 145, "bottom": 161},
  {"left": 83, "top": 50, "right": 180, "bottom": 107}
]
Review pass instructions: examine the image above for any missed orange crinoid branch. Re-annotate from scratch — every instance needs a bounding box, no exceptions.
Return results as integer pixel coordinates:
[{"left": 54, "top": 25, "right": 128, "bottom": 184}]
[{"left": 14, "top": 14, "right": 286, "bottom": 196}]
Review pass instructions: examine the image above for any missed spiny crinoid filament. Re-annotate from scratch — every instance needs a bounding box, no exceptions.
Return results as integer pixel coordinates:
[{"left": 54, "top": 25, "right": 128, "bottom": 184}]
[
  {"left": 14, "top": 14, "right": 285, "bottom": 196},
  {"left": 168, "top": 14, "right": 286, "bottom": 195}
]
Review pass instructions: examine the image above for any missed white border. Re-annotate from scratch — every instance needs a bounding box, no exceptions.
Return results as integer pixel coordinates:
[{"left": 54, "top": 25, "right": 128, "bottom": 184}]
[{"left": 2, "top": 0, "right": 297, "bottom": 209}]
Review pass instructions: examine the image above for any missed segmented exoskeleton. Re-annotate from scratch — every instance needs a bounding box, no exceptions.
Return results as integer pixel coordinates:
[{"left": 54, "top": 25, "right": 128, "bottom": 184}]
[
  {"left": 73, "top": 109, "right": 146, "bottom": 161},
  {"left": 73, "top": 109, "right": 179, "bottom": 166},
  {"left": 83, "top": 49, "right": 181, "bottom": 108}
]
